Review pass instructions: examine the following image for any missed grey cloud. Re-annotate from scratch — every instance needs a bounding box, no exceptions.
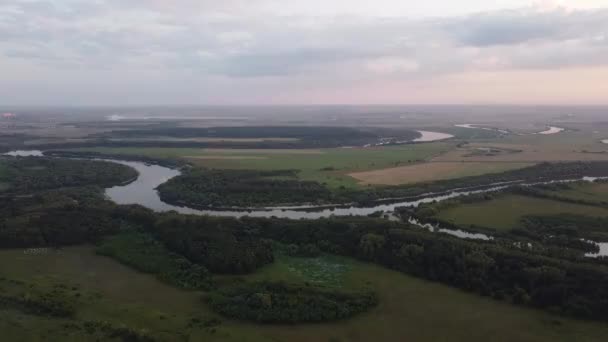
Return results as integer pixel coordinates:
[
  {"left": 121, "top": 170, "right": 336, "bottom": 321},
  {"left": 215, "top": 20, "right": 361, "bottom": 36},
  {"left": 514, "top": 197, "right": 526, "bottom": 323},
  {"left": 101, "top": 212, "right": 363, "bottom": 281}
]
[
  {"left": 2, "top": 1, "right": 608, "bottom": 79},
  {"left": 448, "top": 8, "right": 608, "bottom": 46}
]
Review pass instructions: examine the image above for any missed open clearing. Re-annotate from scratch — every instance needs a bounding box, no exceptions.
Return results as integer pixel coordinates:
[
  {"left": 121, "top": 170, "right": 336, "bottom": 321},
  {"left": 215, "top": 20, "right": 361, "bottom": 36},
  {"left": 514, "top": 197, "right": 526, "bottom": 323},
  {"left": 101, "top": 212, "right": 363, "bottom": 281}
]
[
  {"left": 349, "top": 162, "right": 533, "bottom": 185},
  {"left": 435, "top": 194, "right": 608, "bottom": 231},
  {"left": 1, "top": 246, "right": 608, "bottom": 341}
]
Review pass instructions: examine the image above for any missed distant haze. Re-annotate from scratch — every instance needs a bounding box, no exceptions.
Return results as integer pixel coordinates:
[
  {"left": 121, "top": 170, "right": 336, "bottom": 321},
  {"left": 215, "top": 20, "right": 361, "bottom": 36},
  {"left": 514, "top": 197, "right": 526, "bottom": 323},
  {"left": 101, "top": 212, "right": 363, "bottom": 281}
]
[{"left": 1, "top": 0, "right": 608, "bottom": 106}]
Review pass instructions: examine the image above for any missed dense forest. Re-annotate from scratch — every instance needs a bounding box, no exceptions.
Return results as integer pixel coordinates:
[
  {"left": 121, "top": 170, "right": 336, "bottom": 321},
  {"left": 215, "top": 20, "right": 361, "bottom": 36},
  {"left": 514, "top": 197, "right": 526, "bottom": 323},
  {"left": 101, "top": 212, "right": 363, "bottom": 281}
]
[
  {"left": 158, "top": 169, "right": 334, "bottom": 208},
  {"left": 96, "top": 231, "right": 213, "bottom": 290},
  {"left": 95, "top": 126, "right": 422, "bottom": 149},
  {"left": 0, "top": 156, "right": 137, "bottom": 194}
]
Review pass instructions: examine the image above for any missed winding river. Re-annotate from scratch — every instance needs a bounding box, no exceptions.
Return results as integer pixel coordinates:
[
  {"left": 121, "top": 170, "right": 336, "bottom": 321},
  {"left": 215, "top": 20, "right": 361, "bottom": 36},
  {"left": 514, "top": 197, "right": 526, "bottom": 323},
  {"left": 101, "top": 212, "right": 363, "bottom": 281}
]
[
  {"left": 454, "top": 124, "right": 565, "bottom": 135},
  {"left": 4, "top": 150, "right": 608, "bottom": 256}
]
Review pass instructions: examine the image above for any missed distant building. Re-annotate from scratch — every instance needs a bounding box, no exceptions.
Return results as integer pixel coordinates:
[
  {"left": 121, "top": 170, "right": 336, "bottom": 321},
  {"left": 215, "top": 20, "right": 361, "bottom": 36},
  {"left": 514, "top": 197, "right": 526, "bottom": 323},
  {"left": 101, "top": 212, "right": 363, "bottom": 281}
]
[{"left": 2, "top": 113, "right": 16, "bottom": 119}]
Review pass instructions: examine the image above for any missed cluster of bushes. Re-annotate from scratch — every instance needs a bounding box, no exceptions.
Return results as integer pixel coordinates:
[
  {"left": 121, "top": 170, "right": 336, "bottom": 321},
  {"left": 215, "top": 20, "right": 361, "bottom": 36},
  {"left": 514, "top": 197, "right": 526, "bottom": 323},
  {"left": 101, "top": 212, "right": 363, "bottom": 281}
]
[
  {"left": 207, "top": 282, "right": 378, "bottom": 323},
  {"left": 81, "top": 320, "right": 156, "bottom": 342},
  {"left": 158, "top": 169, "right": 334, "bottom": 207},
  {"left": 96, "top": 231, "right": 213, "bottom": 290},
  {"left": 0, "top": 278, "right": 76, "bottom": 318}
]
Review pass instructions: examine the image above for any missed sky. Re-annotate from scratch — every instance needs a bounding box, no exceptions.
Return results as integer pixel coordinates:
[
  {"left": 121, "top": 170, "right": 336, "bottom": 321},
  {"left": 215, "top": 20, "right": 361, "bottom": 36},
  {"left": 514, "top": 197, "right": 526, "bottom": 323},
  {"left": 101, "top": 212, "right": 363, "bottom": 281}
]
[{"left": 1, "top": 0, "right": 608, "bottom": 106}]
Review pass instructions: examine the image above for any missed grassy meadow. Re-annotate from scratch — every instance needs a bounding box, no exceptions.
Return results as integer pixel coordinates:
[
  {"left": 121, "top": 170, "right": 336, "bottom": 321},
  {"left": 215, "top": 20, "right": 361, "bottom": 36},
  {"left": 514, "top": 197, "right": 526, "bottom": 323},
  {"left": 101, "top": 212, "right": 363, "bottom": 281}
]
[
  {"left": 435, "top": 194, "right": 608, "bottom": 231},
  {"left": 67, "top": 143, "right": 453, "bottom": 188},
  {"left": 539, "top": 182, "right": 608, "bottom": 203},
  {"left": 2, "top": 246, "right": 608, "bottom": 341}
]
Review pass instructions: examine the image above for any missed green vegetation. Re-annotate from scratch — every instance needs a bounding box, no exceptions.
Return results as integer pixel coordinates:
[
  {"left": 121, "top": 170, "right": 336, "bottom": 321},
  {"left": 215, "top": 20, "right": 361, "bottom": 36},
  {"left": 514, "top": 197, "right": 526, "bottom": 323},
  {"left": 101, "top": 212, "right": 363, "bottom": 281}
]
[
  {"left": 6, "top": 153, "right": 608, "bottom": 340},
  {"left": 152, "top": 213, "right": 275, "bottom": 274},
  {"left": 97, "top": 126, "right": 421, "bottom": 149},
  {"left": 0, "top": 191, "right": 124, "bottom": 248},
  {"left": 158, "top": 169, "right": 334, "bottom": 207},
  {"left": 65, "top": 142, "right": 452, "bottom": 188},
  {"left": 0, "top": 277, "right": 77, "bottom": 318},
  {"left": 534, "top": 182, "right": 608, "bottom": 204},
  {"left": 435, "top": 194, "right": 608, "bottom": 231},
  {"left": 247, "top": 248, "right": 354, "bottom": 287},
  {"left": 208, "top": 281, "right": 378, "bottom": 323},
  {"left": 161, "top": 159, "right": 608, "bottom": 207},
  {"left": 521, "top": 214, "right": 608, "bottom": 243},
  {"left": 96, "top": 231, "right": 213, "bottom": 290},
  {"left": 0, "top": 157, "right": 137, "bottom": 194},
  {"left": 3, "top": 247, "right": 608, "bottom": 341}
]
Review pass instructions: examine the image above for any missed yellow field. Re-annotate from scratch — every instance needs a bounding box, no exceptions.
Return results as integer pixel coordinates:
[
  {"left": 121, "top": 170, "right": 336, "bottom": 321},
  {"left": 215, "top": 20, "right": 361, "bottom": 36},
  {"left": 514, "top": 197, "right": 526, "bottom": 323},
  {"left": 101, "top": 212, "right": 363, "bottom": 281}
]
[{"left": 349, "top": 162, "right": 533, "bottom": 185}]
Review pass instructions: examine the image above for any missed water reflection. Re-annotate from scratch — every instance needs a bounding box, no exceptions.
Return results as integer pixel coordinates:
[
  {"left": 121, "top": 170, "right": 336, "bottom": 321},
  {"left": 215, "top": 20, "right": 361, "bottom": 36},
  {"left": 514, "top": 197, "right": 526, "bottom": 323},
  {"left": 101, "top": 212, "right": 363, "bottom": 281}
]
[
  {"left": 413, "top": 130, "right": 454, "bottom": 142},
  {"left": 3, "top": 150, "right": 44, "bottom": 157},
  {"left": 537, "top": 126, "right": 565, "bottom": 135},
  {"left": 407, "top": 217, "right": 492, "bottom": 240}
]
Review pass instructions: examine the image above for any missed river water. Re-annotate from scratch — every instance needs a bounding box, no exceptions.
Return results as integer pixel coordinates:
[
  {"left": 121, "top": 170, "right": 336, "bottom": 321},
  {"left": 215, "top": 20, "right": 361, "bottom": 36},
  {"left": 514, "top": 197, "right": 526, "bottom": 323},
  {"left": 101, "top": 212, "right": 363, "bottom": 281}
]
[
  {"left": 454, "top": 124, "right": 565, "bottom": 135},
  {"left": 413, "top": 130, "right": 454, "bottom": 142},
  {"left": 454, "top": 124, "right": 509, "bottom": 134},
  {"left": 4, "top": 150, "right": 608, "bottom": 256},
  {"left": 537, "top": 126, "right": 565, "bottom": 135}
]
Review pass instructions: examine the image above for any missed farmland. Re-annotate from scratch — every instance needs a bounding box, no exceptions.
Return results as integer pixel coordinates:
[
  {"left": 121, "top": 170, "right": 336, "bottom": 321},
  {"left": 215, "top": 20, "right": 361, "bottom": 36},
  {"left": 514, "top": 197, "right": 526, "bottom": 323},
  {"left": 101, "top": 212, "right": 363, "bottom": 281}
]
[
  {"left": 434, "top": 194, "right": 608, "bottom": 231},
  {"left": 66, "top": 143, "right": 453, "bottom": 188},
  {"left": 2, "top": 247, "right": 608, "bottom": 342},
  {"left": 349, "top": 161, "right": 532, "bottom": 185}
]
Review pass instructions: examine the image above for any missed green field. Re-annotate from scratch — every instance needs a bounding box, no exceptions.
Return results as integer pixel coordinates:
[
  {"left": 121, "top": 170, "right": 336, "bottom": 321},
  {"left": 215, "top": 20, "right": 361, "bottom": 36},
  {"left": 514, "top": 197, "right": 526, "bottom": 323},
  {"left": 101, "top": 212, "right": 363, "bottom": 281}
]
[
  {"left": 2, "top": 246, "right": 608, "bottom": 342},
  {"left": 67, "top": 143, "right": 453, "bottom": 188},
  {"left": 539, "top": 182, "right": 608, "bottom": 203},
  {"left": 435, "top": 194, "right": 608, "bottom": 231}
]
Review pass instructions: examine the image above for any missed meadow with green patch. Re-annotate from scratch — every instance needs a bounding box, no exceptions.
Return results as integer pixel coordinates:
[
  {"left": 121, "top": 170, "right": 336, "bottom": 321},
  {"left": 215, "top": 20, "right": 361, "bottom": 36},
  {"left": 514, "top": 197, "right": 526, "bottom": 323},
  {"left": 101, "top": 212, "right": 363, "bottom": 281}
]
[
  {"left": 66, "top": 143, "right": 453, "bottom": 188},
  {"left": 2, "top": 247, "right": 608, "bottom": 341},
  {"left": 435, "top": 194, "right": 608, "bottom": 231}
]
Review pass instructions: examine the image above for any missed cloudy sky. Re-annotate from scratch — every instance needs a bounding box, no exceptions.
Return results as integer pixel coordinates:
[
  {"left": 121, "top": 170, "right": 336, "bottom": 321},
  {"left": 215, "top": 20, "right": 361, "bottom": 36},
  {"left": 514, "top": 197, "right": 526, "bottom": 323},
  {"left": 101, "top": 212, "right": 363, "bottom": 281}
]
[{"left": 1, "top": 0, "right": 608, "bottom": 106}]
